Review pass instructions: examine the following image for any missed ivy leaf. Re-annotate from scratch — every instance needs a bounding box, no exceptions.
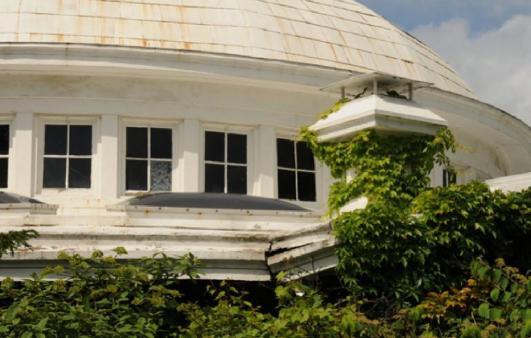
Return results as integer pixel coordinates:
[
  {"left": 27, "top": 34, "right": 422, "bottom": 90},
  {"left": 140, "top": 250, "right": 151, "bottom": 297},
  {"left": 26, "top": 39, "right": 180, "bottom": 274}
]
[
  {"left": 478, "top": 303, "right": 490, "bottom": 319},
  {"left": 490, "top": 289, "right": 500, "bottom": 302},
  {"left": 490, "top": 308, "right": 502, "bottom": 321}
]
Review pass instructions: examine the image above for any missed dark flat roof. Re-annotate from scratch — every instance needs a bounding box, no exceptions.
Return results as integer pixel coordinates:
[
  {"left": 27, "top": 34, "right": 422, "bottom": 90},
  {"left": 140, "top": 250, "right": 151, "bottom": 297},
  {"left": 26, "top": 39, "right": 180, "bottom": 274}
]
[
  {"left": 127, "top": 193, "right": 309, "bottom": 212},
  {"left": 0, "top": 192, "right": 43, "bottom": 204}
]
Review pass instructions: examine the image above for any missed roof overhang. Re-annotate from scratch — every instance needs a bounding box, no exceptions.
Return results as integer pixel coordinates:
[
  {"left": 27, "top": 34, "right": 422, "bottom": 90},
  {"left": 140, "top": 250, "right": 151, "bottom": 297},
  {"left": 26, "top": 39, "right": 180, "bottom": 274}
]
[{"left": 310, "top": 94, "right": 448, "bottom": 142}]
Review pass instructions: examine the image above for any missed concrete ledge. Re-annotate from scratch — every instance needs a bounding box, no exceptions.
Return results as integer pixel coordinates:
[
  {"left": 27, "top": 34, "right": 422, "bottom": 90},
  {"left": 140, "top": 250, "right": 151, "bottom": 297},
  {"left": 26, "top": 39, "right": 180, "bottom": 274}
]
[{"left": 486, "top": 172, "right": 531, "bottom": 193}]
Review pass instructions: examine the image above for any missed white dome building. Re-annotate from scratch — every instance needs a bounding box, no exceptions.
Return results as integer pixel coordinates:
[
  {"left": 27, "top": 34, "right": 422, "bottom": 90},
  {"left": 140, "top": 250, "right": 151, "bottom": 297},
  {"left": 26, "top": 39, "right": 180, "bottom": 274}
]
[{"left": 0, "top": 0, "right": 529, "bottom": 280}]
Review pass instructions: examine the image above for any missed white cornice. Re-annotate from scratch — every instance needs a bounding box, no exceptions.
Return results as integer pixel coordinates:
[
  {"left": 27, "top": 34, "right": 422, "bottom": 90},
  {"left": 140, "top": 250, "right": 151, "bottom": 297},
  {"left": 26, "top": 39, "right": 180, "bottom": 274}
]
[{"left": 0, "top": 43, "right": 348, "bottom": 96}]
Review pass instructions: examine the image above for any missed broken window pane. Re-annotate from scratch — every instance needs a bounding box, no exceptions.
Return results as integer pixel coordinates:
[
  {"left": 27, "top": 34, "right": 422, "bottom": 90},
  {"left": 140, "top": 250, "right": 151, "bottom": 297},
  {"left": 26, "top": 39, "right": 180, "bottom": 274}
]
[
  {"left": 227, "top": 134, "right": 247, "bottom": 164},
  {"left": 126, "top": 127, "right": 148, "bottom": 158},
  {"left": 296, "top": 141, "right": 315, "bottom": 170},
  {"left": 0, "top": 158, "right": 7, "bottom": 188},
  {"left": 68, "top": 158, "right": 91, "bottom": 188},
  {"left": 45, "top": 125, "right": 67, "bottom": 155},
  {"left": 205, "top": 131, "right": 225, "bottom": 162},
  {"left": 69, "top": 125, "right": 92, "bottom": 155},
  {"left": 151, "top": 161, "right": 171, "bottom": 191},
  {"left": 151, "top": 128, "right": 172, "bottom": 159},
  {"left": 126, "top": 159, "right": 147, "bottom": 191},
  {"left": 0, "top": 125, "right": 8, "bottom": 155},
  {"left": 43, "top": 158, "right": 66, "bottom": 188},
  {"left": 227, "top": 165, "right": 246, "bottom": 194},
  {"left": 278, "top": 169, "right": 296, "bottom": 200},
  {"left": 277, "top": 139, "right": 295, "bottom": 168},
  {"left": 205, "top": 163, "right": 224, "bottom": 193},
  {"left": 298, "top": 172, "right": 316, "bottom": 201}
]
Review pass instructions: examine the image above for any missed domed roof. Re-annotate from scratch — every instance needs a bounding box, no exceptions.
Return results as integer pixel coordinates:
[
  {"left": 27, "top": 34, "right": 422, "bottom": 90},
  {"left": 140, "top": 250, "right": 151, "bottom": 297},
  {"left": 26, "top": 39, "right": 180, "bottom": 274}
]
[{"left": 0, "top": 0, "right": 473, "bottom": 97}]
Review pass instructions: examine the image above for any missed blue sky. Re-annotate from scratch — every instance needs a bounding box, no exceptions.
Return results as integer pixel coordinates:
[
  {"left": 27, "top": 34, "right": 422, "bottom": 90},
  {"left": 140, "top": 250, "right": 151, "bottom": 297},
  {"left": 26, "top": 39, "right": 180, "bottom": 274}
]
[
  {"left": 357, "top": 0, "right": 531, "bottom": 125},
  {"left": 358, "top": 0, "right": 531, "bottom": 34}
]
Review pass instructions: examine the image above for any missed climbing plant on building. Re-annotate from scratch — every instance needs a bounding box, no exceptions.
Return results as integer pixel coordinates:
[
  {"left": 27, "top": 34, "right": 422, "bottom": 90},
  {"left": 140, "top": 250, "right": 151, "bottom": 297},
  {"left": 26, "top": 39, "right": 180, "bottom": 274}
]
[{"left": 300, "top": 99, "right": 530, "bottom": 313}]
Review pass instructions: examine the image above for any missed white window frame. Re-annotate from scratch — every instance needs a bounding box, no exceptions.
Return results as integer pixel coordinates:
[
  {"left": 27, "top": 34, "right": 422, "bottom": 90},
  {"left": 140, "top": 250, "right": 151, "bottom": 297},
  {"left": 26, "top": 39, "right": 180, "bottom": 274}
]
[
  {"left": 276, "top": 137, "right": 318, "bottom": 202},
  {"left": 0, "top": 116, "right": 12, "bottom": 191},
  {"left": 275, "top": 129, "right": 325, "bottom": 211},
  {"left": 36, "top": 116, "right": 98, "bottom": 196},
  {"left": 120, "top": 119, "right": 179, "bottom": 195},
  {"left": 200, "top": 123, "right": 253, "bottom": 194},
  {"left": 42, "top": 124, "right": 92, "bottom": 189}
]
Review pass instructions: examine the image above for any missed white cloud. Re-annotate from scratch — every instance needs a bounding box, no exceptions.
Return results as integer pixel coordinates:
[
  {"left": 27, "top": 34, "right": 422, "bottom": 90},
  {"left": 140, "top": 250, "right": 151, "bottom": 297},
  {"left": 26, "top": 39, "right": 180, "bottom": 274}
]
[{"left": 411, "top": 15, "right": 531, "bottom": 126}]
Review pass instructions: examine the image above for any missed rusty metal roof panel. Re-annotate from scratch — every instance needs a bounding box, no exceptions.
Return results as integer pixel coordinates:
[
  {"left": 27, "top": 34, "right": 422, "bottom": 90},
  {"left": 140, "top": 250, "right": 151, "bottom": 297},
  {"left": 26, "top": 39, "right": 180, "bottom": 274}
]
[{"left": 0, "top": 0, "right": 475, "bottom": 98}]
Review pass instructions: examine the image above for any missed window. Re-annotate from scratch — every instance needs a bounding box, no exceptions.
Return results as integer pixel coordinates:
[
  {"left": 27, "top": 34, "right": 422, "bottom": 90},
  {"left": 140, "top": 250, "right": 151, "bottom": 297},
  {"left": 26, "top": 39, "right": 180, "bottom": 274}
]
[
  {"left": 0, "top": 125, "right": 9, "bottom": 188},
  {"left": 43, "top": 124, "right": 92, "bottom": 189},
  {"left": 126, "top": 127, "right": 172, "bottom": 191},
  {"left": 443, "top": 168, "right": 457, "bottom": 187},
  {"left": 204, "top": 131, "right": 247, "bottom": 194},
  {"left": 277, "top": 139, "right": 316, "bottom": 202}
]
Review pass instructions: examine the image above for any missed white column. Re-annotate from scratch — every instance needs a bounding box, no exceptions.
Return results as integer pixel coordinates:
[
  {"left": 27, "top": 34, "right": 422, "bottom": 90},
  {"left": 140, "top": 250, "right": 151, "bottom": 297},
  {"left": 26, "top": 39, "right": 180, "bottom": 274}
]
[
  {"left": 100, "top": 114, "right": 119, "bottom": 200},
  {"left": 252, "top": 125, "right": 276, "bottom": 198},
  {"left": 177, "top": 119, "right": 201, "bottom": 192},
  {"left": 9, "top": 112, "right": 34, "bottom": 196}
]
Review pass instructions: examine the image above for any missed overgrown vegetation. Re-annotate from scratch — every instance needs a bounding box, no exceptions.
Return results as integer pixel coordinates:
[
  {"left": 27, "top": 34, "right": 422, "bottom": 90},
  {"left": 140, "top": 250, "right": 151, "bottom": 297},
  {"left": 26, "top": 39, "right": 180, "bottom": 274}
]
[
  {"left": 0, "top": 230, "right": 38, "bottom": 259},
  {"left": 0, "top": 100, "right": 529, "bottom": 337}
]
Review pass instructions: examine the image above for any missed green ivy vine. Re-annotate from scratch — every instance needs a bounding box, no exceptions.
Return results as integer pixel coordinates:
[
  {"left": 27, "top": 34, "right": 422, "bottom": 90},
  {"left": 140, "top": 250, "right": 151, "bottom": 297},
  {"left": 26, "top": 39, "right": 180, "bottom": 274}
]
[{"left": 300, "top": 99, "right": 530, "bottom": 312}]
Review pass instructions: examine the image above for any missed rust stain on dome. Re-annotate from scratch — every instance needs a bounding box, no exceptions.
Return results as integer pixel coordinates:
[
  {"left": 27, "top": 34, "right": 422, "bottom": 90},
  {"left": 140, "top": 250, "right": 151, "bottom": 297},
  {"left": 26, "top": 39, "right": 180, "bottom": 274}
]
[{"left": 0, "top": 0, "right": 474, "bottom": 98}]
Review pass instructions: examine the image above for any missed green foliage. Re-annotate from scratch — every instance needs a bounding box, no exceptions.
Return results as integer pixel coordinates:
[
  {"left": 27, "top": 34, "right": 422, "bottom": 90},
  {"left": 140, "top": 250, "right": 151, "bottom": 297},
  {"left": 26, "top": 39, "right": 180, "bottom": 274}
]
[
  {"left": 0, "top": 249, "right": 199, "bottom": 337},
  {"left": 301, "top": 128, "right": 455, "bottom": 210},
  {"left": 318, "top": 98, "right": 352, "bottom": 120},
  {"left": 399, "top": 259, "right": 531, "bottom": 337},
  {"left": 180, "top": 276, "right": 392, "bottom": 338},
  {"left": 0, "top": 230, "right": 38, "bottom": 258},
  {"left": 301, "top": 124, "right": 530, "bottom": 312}
]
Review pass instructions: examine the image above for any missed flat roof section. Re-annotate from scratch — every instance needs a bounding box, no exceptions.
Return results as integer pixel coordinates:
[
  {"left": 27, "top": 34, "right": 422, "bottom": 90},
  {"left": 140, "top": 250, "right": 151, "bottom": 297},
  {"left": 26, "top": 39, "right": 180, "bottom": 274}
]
[
  {"left": 126, "top": 193, "right": 309, "bottom": 212},
  {"left": 0, "top": 192, "right": 43, "bottom": 204}
]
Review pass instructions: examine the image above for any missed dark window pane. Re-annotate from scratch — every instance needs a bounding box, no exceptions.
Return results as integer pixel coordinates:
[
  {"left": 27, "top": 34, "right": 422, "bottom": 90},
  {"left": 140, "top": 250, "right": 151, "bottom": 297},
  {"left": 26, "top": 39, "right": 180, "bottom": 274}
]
[
  {"left": 151, "top": 128, "right": 172, "bottom": 159},
  {"left": 298, "top": 172, "right": 316, "bottom": 202},
  {"left": 277, "top": 139, "right": 295, "bottom": 168},
  {"left": 278, "top": 169, "right": 296, "bottom": 200},
  {"left": 443, "top": 169, "right": 457, "bottom": 187},
  {"left": 0, "top": 158, "right": 7, "bottom": 188},
  {"left": 126, "top": 127, "right": 148, "bottom": 158},
  {"left": 69, "top": 159, "right": 91, "bottom": 188},
  {"left": 69, "top": 125, "right": 92, "bottom": 155},
  {"left": 43, "top": 158, "right": 66, "bottom": 188},
  {"left": 296, "top": 142, "right": 315, "bottom": 170},
  {"left": 227, "top": 165, "right": 247, "bottom": 194},
  {"left": 0, "top": 125, "right": 9, "bottom": 155},
  {"left": 126, "top": 160, "right": 148, "bottom": 190},
  {"left": 205, "top": 163, "right": 224, "bottom": 193},
  {"left": 227, "top": 134, "right": 247, "bottom": 164},
  {"left": 45, "top": 125, "right": 67, "bottom": 155},
  {"left": 205, "top": 131, "right": 225, "bottom": 162},
  {"left": 151, "top": 161, "right": 172, "bottom": 191}
]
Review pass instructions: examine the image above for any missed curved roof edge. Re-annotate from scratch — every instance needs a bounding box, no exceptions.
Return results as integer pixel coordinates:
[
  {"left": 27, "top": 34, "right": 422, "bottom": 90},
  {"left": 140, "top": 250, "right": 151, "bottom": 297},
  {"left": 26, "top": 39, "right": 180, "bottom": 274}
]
[
  {"left": 126, "top": 193, "right": 309, "bottom": 212},
  {"left": 421, "top": 86, "right": 531, "bottom": 133}
]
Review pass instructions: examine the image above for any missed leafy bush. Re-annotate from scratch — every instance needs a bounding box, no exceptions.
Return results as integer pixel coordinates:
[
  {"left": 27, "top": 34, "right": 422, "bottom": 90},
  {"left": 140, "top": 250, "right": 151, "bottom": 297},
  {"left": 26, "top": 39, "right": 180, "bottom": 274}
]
[
  {"left": 399, "top": 259, "right": 531, "bottom": 338},
  {"left": 0, "top": 248, "right": 199, "bottom": 338},
  {"left": 302, "top": 126, "right": 530, "bottom": 312},
  {"left": 180, "top": 274, "right": 392, "bottom": 338},
  {"left": 0, "top": 230, "right": 38, "bottom": 259}
]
